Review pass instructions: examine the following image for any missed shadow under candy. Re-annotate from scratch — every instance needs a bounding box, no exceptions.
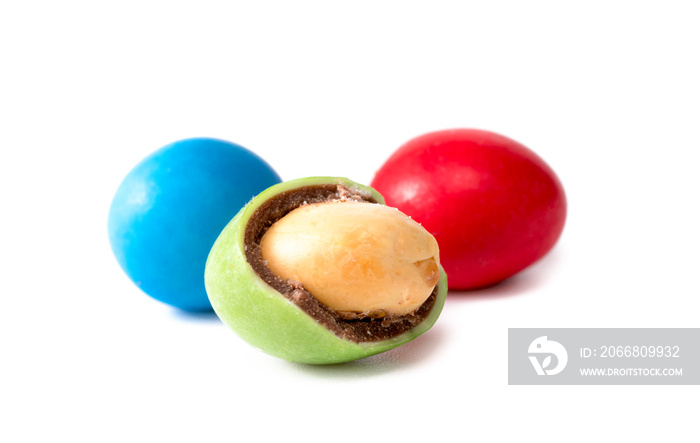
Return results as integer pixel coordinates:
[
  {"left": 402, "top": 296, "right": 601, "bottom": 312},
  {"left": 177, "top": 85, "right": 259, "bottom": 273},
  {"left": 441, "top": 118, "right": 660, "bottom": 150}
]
[
  {"left": 448, "top": 247, "right": 564, "bottom": 301},
  {"left": 171, "top": 307, "right": 221, "bottom": 322},
  {"left": 287, "top": 324, "right": 447, "bottom": 378}
]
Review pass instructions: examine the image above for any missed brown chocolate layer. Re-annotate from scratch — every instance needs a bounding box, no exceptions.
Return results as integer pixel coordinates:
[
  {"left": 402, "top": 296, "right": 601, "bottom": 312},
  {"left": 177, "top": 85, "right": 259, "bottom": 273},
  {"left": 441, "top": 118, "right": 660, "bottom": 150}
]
[{"left": 243, "top": 182, "right": 437, "bottom": 343}]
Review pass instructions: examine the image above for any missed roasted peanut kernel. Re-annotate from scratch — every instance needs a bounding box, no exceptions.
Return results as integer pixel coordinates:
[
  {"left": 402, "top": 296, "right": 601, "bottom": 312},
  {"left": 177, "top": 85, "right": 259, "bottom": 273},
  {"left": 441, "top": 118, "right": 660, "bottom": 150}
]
[{"left": 260, "top": 201, "right": 440, "bottom": 317}]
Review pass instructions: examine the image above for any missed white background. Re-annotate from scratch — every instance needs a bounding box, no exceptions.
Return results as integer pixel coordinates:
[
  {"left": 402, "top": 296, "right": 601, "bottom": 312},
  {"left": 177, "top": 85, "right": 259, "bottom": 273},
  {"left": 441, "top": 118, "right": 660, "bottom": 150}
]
[{"left": 2, "top": 1, "right": 699, "bottom": 441}]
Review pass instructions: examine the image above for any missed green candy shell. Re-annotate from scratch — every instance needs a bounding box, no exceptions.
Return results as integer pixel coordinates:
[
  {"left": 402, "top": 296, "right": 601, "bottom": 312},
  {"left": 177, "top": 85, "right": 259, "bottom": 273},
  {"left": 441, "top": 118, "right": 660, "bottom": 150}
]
[{"left": 205, "top": 177, "right": 447, "bottom": 364}]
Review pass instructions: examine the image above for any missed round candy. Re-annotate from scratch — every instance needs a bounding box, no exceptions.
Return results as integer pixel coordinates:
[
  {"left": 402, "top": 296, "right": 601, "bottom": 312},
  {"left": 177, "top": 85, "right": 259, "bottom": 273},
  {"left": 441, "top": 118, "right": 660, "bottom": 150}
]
[
  {"left": 108, "top": 138, "right": 281, "bottom": 311},
  {"left": 371, "top": 129, "right": 567, "bottom": 290},
  {"left": 205, "top": 177, "right": 447, "bottom": 364}
]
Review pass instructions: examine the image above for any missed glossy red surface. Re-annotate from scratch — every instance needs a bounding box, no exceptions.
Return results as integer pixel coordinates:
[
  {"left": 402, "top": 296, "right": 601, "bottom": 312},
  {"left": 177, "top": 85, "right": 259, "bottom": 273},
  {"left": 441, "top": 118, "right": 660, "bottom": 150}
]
[{"left": 371, "top": 129, "right": 567, "bottom": 290}]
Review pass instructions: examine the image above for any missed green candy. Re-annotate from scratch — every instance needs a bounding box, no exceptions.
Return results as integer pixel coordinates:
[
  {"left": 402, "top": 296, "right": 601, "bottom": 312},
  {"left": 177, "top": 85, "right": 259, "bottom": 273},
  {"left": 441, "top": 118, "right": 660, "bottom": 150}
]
[{"left": 205, "top": 177, "right": 447, "bottom": 364}]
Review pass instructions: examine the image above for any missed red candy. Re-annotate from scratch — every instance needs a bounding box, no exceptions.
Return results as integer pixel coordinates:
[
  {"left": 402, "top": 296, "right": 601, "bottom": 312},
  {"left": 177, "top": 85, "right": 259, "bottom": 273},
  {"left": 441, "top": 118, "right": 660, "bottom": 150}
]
[{"left": 371, "top": 129, "right": 567, "bottom": 290}]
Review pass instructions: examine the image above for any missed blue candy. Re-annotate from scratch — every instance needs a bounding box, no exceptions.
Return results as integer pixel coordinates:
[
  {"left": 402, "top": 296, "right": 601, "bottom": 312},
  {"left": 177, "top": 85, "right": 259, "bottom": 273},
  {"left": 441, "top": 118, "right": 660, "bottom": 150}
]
[{"left": 108, "top": 138, "right": 281, "bottom": 311}]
